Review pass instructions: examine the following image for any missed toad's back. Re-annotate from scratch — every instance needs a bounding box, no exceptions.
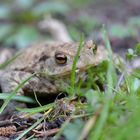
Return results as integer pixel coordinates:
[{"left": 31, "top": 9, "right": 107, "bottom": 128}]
[{"left": 6, "top": 41, "right": 107, "bottom": 75}]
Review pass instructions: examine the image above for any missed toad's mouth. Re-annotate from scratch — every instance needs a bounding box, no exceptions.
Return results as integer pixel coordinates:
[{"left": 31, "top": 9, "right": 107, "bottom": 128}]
[{"left": 46, "top": 65, "right": 93, "bottom": 78}]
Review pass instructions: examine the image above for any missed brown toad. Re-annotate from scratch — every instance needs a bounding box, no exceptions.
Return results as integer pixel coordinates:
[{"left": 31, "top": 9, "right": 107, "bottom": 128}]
[{"left": 0, "top": 41, "right": 107, "bottom": 96}]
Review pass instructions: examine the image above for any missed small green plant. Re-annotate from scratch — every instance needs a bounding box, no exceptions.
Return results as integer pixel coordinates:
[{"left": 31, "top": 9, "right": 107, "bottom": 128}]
[
  {"left": 60, "top": 31, "right": 140, "bottom": 140},
  {"left": 126, "top": 43, "right": 140, "bottom": 60}
]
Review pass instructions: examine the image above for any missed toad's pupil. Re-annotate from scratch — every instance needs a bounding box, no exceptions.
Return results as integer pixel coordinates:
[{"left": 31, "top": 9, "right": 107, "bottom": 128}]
[{"left": 55, "top": 53, "right": 67, "bottom": 64}]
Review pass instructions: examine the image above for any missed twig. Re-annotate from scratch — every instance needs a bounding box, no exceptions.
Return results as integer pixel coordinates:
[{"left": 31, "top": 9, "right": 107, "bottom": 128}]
[{"left": 33, "top": 128, "right": 60, "bottom": 137}]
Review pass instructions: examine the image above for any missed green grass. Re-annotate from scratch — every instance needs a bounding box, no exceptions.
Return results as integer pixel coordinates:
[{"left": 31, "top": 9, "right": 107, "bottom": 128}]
[
  {"left": 0, "top": 31, "right": 140, "bottom": 139},
  {"left": 61, "top": 30, "right": 140, "bottom": 140},
  {"left": 87, "top": 28, "right": 114, "bottom": 140},
  {"left": 0, "top": 93, "right": 36, "bottom": 104},
  {"left": 70, "top": 34, "right": 84, "bottom": 96},
  {"left": 16, "top": 102, "right": 54, "bottom": 115}
]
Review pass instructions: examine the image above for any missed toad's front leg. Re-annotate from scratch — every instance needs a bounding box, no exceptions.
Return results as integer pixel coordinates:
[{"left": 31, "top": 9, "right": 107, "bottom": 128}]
[
  {"left": 0, "top": 70, "right": 59, "bottom": 117},
  {"left": 0, "top": 71, "right": 32, "bottom": 95},
  {"left": 0, "top": 71, "right": 33, "bottom": 117},
  {"left": 0, "top": 71, "right": 59, "bottom": 96}
]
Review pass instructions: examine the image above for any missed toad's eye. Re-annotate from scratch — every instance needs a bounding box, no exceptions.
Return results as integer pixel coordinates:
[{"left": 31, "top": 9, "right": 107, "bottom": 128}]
[{"left": 55, "top": 52, "right": 67, "bottom": 65}]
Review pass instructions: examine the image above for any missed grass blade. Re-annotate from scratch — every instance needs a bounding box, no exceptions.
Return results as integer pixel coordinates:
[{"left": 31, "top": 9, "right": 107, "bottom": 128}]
[
  {"left": 88, "top": 27, "right": 115, "bottom": 140},
  {"left": 16, "top": 102, "right": 54, "bottom": 114},
  {"left": 0, "top": 93, "right": 36, "bottom": 104},
  {"left": 15, "top": 117, "right": 44, "bottom": 140},
  {"left": 102, "top": 26, "right": 117, "bottom": 96},
  {"left": 70, "top": 35, "right": 84, "bottom": 96},
  {"left": 0, "top": 53, "right": 21, "bottom": 69},
  {"left": 88, "top": 102, "right": 109, "bottom": 140}
]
